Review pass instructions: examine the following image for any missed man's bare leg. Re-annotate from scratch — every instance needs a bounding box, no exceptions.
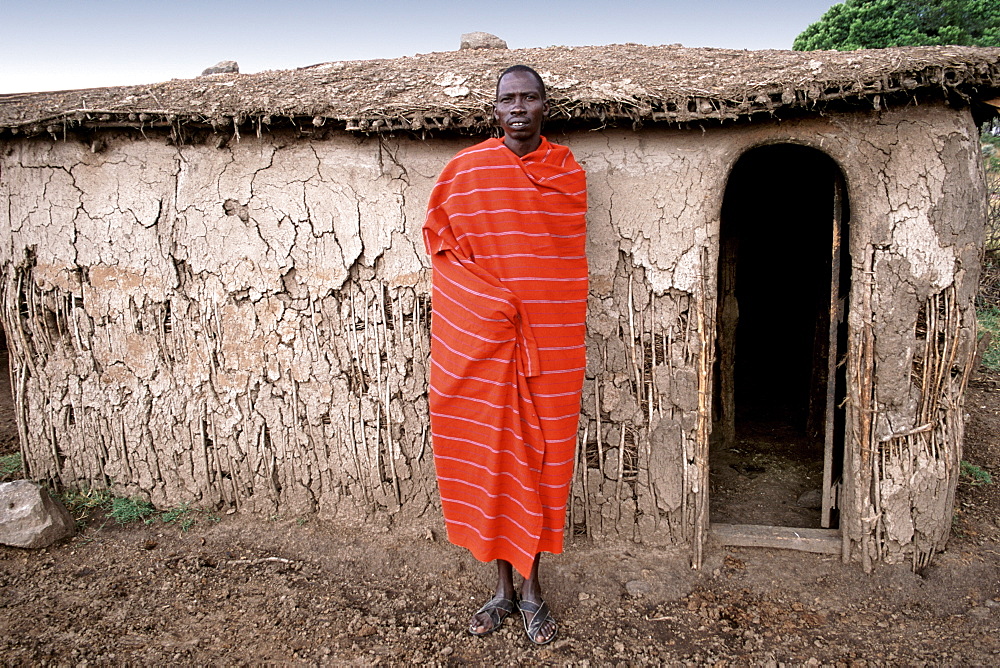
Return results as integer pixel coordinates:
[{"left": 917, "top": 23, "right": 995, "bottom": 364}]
[{"left": 468, "top": 560, "right": 517, "bottom": 634}]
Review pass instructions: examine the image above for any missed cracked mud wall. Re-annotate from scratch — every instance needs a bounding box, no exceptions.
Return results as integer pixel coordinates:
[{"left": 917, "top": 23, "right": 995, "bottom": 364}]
[
  {"left": 570, "top": 130, "right": 722, "bottom": 552},
  {"left": 567, "top": 103, "right": 982, "bottom": 565},
  {"left": 0, "top": 131, "right": 448, "bottom": 520},
  {"left": 0, "top": 101, "right": 984, "bottom": 565},
  {"left": 837, "top": 106, "right": 985, "bottom": 569},
  {"left": 0, "top": 124, "right": 722, "bottom": 542}
]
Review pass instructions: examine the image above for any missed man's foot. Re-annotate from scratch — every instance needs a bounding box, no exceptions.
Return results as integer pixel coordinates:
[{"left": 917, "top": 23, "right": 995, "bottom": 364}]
[
  {"left": 469, "top": 595, "right": 518, "bottom": 636},
  {"left": 518, "top": 598, "right": 557, "bottom": 645}
]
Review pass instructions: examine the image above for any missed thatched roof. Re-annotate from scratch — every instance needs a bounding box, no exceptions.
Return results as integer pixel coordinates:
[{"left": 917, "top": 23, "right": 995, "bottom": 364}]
[{"left": 2, "top": 43, "right": 999, "bottom": 138}]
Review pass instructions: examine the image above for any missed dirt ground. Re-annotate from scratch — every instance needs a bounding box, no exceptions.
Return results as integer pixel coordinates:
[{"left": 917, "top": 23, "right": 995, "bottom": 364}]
[
  {"left": 710, "top": 419, "right": 827, "bottom": 529},
  {"left": 1, "top": 355, "right": 999, "bottom": 665}
]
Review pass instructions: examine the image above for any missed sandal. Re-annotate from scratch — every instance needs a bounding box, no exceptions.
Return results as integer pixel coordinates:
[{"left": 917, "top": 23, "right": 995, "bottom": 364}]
[
  {"left": 469, "top": 595, "right": 518, "bottom": 636},
  {"left": 518, "top": 598, "right": 557, "bottom": 645}
]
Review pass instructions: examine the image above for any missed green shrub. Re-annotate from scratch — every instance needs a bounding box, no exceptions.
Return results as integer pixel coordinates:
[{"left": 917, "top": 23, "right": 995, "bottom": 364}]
[
  {"left": 983, "top": 129, "right": 1000, "bottom": 174},
  {"left": 961, "top": 460, "right": 994, "bottom": 486},
  {"left": 978, "top": 304, "right": 1000, "bottom": 371}
]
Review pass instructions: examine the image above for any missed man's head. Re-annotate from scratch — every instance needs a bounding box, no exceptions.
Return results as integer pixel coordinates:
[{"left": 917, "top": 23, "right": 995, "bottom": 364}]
[
  {"left": 495, "top": 65, "right": 546, "bottom": 101},
  {"left": 494, "top": 65, "right": 548, "bottom": 156}
]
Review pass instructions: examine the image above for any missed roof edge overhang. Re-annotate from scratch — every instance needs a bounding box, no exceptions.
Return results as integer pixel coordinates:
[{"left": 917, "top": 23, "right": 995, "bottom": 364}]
[{"left": 2, "top": 44, "right": 999, "bottom": 140}]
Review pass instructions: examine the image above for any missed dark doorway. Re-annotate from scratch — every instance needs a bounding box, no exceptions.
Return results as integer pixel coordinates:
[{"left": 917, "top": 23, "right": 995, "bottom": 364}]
[{"left": 712, "top": 144, "right": 849, "bottom": 530}]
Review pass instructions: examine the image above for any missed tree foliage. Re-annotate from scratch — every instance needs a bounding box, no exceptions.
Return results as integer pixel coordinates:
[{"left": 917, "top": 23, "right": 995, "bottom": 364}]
[{"left": 793, "top": 0, "right": 1000, "bottom": 51}]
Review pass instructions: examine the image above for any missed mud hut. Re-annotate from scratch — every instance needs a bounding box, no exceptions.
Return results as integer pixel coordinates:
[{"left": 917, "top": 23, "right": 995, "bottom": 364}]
[{"left": 1, "top": 44, "right": 998, "bottom": 570}]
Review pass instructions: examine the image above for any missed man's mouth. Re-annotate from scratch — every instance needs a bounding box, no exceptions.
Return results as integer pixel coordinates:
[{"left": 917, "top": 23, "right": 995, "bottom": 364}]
[{"left": 508, "top": 120, "right": 528, "bottom": 128}]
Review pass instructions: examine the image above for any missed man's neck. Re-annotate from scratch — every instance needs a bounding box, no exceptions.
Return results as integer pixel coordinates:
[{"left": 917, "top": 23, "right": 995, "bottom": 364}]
[{"left": 503, "top": 135, "right": 542, "bottom": 157}]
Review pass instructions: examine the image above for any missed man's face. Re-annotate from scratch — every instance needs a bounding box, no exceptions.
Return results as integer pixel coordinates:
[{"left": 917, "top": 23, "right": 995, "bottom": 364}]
[{"left": 494, "top": 71, "right": 548, "bottom": 143}]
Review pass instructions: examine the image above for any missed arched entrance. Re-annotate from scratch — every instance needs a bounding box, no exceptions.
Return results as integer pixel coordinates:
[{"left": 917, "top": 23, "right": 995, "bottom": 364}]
[{"left": 712, "top": 143, "right": 850, "bottom": 549}]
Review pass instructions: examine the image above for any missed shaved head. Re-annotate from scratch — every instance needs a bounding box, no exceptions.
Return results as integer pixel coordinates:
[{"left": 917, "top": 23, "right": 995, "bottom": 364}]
[{"left": 496, "top": 65, "right": 546, "bottom": 101}]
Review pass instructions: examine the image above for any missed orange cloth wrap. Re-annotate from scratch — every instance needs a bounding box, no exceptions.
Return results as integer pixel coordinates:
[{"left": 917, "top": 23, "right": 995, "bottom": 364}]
[{"left": 423, "top": 137, "right": 588, "bottom": 577}]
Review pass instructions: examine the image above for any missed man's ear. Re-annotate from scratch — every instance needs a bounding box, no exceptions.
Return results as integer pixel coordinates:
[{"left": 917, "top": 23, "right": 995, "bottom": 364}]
[{"left": 543, "top": 99, "right": 550, "bottom": 116}]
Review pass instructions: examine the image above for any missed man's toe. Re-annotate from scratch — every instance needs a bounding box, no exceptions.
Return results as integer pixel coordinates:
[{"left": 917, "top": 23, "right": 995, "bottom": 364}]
[
  {"left": 469, "top": 614, "right": 487, "bottom": 634},
  {"left": 534, "top": 619, "right": 555, "bottom": 644}
]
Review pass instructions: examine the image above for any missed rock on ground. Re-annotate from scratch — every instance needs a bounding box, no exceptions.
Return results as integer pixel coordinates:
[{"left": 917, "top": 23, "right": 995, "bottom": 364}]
[
  {"left": 200, "top": 60, "right": 239, "bottom": 75},
  {"left": 0, "top": 480, "right": 75, "bottom": 548},
  {"left": 460, "top": 32, "right": 507, "bottom": 50}
]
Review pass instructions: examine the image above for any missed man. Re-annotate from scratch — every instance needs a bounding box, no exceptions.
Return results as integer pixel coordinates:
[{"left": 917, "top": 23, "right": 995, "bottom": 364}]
[{"left": 422, "top": 65, "right": 588, "bottom": 645}]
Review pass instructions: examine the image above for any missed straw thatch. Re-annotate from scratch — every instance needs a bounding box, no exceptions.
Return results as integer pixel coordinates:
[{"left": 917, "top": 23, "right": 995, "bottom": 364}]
[{"left": 1, "top": 44, "right": 999, "bottom": 138}]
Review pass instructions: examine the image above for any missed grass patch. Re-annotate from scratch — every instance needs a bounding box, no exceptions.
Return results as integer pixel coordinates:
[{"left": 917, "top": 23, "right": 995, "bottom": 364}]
[
  {"left": 159, "top": 503, "right": 196, "bottom": 532},
  {"left": 0, "top": 452, "right": 23, "bottom": 479},
  {"left": 55, "top": 487, "right": 215, "bottom": 531},
  {"left": 961, "top": 460, "right": 994, "bottom": 486},
  {"left": 148, "top": 502, "right": 218, "bottom": 532},
  {"left": 58, "top": 487, "right": 113, "bottom": 523},
  {"left": 978, "top": 304, "right": 1000, "bottom": 371},
  {"left": 110, "top": 496, "right": 156, "bottom": 525}
]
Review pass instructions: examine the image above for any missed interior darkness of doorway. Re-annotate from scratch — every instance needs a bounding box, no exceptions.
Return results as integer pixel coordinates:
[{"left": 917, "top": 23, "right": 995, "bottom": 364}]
[{"left": 711, "top": 143, "right": 849, "bottom": 529}]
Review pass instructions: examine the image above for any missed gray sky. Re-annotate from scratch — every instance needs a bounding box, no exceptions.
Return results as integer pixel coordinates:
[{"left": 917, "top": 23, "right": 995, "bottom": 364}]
[{"left": 1, "top": 0, "right": 839, "bottom": 93}]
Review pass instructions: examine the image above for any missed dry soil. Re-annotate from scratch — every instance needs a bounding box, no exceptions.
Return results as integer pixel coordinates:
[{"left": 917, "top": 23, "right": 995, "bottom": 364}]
[{"left": 1, "top": 357, "right": 998, "bottom": 665}]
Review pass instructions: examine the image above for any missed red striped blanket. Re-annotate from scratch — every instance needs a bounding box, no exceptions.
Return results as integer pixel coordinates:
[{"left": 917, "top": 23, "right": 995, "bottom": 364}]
[{"left": 423, "top": 136, "right": 588, "bottom": 577}]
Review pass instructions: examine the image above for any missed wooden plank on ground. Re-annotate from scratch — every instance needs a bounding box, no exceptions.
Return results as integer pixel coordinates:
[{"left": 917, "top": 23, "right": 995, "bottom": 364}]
[{"left": 711, "top": 523, "right": 841, "bottom": 554}]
